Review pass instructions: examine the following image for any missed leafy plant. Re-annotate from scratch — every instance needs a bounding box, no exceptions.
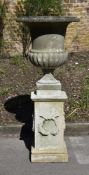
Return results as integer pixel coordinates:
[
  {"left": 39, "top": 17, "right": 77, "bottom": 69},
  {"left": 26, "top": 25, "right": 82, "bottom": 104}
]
[
  {"left": 16, "top": 0, "right": 63, "bottom": 56},
  {"left": 16, "top": 0, "right": 63, "bottom": 16}
]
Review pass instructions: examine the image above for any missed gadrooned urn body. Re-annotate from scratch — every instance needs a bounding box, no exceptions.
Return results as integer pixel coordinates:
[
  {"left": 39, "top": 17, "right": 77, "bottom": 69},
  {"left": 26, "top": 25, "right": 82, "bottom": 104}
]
[{"left": 17, "top": 16, "right": 79, "bottom": 72}]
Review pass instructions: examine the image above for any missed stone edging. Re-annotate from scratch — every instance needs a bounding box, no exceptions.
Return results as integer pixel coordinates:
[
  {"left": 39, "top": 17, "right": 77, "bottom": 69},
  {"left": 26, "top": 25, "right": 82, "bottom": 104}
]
[
  {"left": 66, "top": 123, "right": 89, "bottom": 136},
  {"left": 0, "top": 123, "right": 89, "bottom": 136}
]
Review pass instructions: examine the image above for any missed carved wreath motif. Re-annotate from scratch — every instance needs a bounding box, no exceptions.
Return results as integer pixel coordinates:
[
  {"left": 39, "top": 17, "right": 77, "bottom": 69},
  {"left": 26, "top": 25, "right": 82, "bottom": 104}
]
[{"left": 38, "top": 115, "right": 59, "bottom": 136}]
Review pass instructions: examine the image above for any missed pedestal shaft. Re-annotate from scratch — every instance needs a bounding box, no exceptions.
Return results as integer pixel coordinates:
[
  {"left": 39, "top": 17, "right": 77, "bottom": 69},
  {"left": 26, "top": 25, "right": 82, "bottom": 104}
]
[{"left": 31, "top": 74, "right": 68, "bottom": 162}]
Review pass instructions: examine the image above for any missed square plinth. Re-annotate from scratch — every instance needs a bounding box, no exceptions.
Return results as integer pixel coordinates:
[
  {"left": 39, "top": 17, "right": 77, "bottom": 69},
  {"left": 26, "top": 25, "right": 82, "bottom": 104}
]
[
  {"left": 31, "top": 147, "right": 68, "bottom": 162},
  {"left": 31, "top": 74, "right": 68, "bottom": 163}
]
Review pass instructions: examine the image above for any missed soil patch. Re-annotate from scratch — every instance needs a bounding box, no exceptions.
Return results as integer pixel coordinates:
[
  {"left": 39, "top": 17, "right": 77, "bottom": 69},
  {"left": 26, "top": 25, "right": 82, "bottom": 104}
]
[{"left": 0, "top": 52, "right": 89, "bottom": 125}]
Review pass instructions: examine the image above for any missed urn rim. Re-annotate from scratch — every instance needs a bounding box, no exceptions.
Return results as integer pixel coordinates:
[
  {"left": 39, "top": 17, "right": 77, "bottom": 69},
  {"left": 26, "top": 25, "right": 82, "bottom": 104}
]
[{"left": 17, "top": 16, "right": 80, "bottom": 23}]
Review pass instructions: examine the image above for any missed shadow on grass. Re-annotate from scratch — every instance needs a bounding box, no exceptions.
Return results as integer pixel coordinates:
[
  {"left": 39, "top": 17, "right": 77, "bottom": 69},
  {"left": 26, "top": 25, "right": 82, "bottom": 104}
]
[{"left": 4, "top": 94, "right": 34, "bottom": 161}]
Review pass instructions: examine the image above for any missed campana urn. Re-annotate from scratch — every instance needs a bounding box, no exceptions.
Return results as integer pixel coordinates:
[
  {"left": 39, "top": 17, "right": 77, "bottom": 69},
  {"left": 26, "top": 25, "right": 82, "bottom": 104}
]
[{"left": 17, "top": 16, "right": 79, "bottom": 162}]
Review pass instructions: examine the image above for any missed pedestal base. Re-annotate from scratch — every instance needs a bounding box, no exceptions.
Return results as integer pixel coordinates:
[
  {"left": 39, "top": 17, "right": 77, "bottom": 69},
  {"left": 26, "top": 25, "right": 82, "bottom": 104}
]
[
  {"left": 31, "top": 74, "right": 68, "bottom": 162},
  {"left": 31, "top": 147, "right": 68, "bottom": 162}
]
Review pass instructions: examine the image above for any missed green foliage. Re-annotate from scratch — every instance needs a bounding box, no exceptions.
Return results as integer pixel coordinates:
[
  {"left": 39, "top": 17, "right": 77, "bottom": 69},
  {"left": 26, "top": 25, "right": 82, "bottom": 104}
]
[
  {"left": 0, "top": 2, "right": 4, "bottom": 17},
  {"left": 16, "top": 0, "right": 63, "bottom": 56},
  {"left": 0, "top": 67, "right": 6, "bottom": 75},
  {"left": 10, "top": 55, "right": 24, "bottom": 66},
  {"left": 0, "top": 1, "right": 7, "bottom": 18},
  {"left": 0, "top": 87, "right": 12, "bottom": 96},
  {"left": 16, "top": 0, "right": 63, "bottom": 16},
  {"left": 79, "top": 63, "right": 86, "bottom": 69},
  {"left": 10, "top": 55, "right": 29, "bottom": 72}
]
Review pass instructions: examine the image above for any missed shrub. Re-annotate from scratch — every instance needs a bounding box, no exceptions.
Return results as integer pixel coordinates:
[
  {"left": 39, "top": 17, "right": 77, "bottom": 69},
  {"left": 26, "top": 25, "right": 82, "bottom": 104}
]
[{"left": 16, "top": 0, "right": 63, "bottom": 16}]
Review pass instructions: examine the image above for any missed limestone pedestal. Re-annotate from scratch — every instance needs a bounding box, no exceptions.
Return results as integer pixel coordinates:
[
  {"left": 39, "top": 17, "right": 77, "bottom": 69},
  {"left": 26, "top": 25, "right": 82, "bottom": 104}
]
[{"left": 31, "top": 73, "right": 68, "bottom": 162}]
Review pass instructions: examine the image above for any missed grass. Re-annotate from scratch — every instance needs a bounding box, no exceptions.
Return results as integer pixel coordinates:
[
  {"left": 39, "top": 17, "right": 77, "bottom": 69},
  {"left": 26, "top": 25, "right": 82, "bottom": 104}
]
[
  {"left": 10, "top": 55, "right": 24, "bottom": 66},
  {"left": 80, "top": 76, "right": 89, "bottom": 109},
  {"left": 10, "top": 55, "right": 30, "bottom": 73},
  {"left": 79, "top": 63, "right": 86, "bottom": 69},
  {"left": 66, "top": 75, "right": 89, "bottom": 121},
  {"left": 0, "top": 87, "right": 13, "bottom": 96},
  {"left": 66, "top": 97, "right": 80, "bottom": 121},
  {"left": 0, "top": 68, "right": 6, "bottom": 75}
]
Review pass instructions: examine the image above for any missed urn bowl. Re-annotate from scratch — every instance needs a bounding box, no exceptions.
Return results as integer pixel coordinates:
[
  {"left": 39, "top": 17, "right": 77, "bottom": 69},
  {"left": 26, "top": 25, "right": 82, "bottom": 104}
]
[{"left": 17, "top": 16, "right": 79, "bottom": 72}]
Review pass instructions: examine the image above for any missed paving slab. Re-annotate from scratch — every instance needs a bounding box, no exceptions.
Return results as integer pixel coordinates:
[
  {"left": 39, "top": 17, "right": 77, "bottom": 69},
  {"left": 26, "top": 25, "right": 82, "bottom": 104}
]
[{"left": 0, "top": 136, "right": 89, "bottom": 175}]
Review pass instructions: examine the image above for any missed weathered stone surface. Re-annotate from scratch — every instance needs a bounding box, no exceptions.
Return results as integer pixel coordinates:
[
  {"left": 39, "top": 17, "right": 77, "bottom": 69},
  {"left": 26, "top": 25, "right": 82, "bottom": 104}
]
[
  {"left": 29, "top": 50, "right": 68, "bottom": 70},
  {"left": 31, "top": 148, "right": 68, "bottom": 162},
  {"left": 31, "top": 74, "right": 68, "bottom": 162},
  {"left": 17, "top": 16, "right": 79, "bottom": 22},
  {"left": 36, "top": 73, "right": 61, "bottom": 90}
]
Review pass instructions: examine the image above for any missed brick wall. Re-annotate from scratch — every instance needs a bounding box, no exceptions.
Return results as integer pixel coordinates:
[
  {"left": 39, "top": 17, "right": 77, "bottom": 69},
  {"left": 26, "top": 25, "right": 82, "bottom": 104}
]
[
  {"left": 64, "top": 0, "right": 89, "bottom": 52},
  {"left": 2, "top": 0, "right": 23, "bottom": 57},
  {"left": 1, "top": 0, "right": 89, "bottom": 57}
]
